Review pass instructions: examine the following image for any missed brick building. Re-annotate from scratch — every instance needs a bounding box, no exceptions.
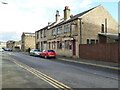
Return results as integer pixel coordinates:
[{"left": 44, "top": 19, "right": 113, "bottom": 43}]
[
  {"left": 35, "top": 5, "right": 118, "bottom": 58},
  {"left": 21, "top": 32, "right": 35, "bottom": 51},
  {"left": 6, "top": 40, "right": 21, "bottom": 51}
]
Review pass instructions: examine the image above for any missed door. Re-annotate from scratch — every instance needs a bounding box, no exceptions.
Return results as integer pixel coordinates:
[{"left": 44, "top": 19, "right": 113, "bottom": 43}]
[{"left": 73, "top": 40, "right": 76, "bottom": 56}]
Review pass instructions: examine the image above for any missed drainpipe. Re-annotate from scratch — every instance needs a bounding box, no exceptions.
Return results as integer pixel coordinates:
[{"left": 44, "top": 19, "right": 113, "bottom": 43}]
[{"left": 78, "top": 18, "right": 82, "bottom": 44}]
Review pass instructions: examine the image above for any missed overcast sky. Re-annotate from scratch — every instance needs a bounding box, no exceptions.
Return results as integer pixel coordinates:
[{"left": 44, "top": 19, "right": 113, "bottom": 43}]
[{"left": 0, "top": 0, "right": 119, "bottom": 42}]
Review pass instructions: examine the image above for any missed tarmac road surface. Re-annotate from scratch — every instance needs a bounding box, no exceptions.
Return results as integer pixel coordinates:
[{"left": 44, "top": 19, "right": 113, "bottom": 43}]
[{"left": 2, "top": 51, "right": 119, "bottom": 89}]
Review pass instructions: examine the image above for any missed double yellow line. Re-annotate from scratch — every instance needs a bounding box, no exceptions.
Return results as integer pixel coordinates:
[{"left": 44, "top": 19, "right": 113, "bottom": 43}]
[
  {"left": 10, "top": 57, "right": 73, "bottom": 89},
  {"left": 58, "top": 58, "right": 120, "bottom": 70}
]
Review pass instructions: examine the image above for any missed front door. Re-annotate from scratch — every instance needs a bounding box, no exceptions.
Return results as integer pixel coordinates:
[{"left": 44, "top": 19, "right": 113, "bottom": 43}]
[{"left": 73, "top": 40, "right": 76, "bottom": 56}]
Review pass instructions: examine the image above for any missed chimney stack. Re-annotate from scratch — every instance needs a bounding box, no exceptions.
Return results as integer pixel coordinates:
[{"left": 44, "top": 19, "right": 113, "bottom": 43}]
[
  {"left": 56, "top": 10, "right": 60, "bottom": 22},
  {"left": 64, "top": 6, "right": 70, "bottom": 20}
]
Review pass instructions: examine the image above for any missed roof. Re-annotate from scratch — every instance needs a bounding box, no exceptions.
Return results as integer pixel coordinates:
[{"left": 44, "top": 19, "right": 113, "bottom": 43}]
[
  {"left": 98, "top": 33, "right": 118, "bottom": 40},
  {"left": 23, "top": 32, "right": 35, "bottom": 36},
  {"left": 49, "top": 5, "right": 100, "bottom": 29},
  {"left": 37, "top": 5, "right": 101, "bottom": 31}
]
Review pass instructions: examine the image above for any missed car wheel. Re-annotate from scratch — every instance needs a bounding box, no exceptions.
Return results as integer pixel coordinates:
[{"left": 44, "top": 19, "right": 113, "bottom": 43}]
[{"left": 45, "top": 55, "right": 47, "bottom": 59}]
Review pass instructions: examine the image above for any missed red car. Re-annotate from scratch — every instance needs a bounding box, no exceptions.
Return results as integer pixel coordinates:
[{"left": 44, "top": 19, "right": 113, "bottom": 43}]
[{"left": 40, "top": 49, "right": 56, "bottom": 58}]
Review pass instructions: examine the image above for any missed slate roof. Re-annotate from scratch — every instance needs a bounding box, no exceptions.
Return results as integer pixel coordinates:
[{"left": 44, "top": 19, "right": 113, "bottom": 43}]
[
  {"left": 49, "top": 5, "right": 100, "bottom": 29},
  {"left": 23, "top": 32, "right": 35, "bottom": 36},
  {"left": 37, "top": 5, "right": 101, "bottom": 31}
]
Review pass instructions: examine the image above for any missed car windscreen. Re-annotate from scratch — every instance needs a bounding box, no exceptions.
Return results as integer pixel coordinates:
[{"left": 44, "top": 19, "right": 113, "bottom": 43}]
[
  {"left": 34, "top": 49, "right": 39, "bottom": 52},
  {"left": 48, "top": 50, "right": 55, "bottom": 52}
]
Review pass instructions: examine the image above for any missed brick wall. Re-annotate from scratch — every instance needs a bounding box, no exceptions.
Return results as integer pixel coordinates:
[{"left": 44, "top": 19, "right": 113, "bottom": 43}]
[{"left": 79, "top": 43, "right": 118, "bottom": 62}]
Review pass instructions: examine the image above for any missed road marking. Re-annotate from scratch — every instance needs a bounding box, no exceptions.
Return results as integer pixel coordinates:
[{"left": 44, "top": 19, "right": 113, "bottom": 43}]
[
  {"left": 57, "top": 58, "right": 120, "bottom": 70},
  {"left": 9, "top": 57, "right": 72, "bottom": 90}
]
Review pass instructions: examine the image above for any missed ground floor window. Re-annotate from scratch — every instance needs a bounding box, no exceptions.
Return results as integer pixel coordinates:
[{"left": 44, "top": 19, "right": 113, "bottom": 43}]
[
  {"left": 57, "top": 41, "right": 62, "bottom": 49},
  {"left": 52, "top": 41, "right": 56, "bottom": 49},
  {"left": 65, "top": 40, "right": 72, "bottom": 50},
  {"left": 87, "top": 39, "right": 99, "bottom": 44}
]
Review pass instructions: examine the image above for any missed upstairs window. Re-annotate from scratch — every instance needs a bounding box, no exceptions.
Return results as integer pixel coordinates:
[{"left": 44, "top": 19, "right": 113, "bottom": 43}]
[
  {"left": 101, "top": 24, "right": 104, "bottom": 33},
  {"left": 44, "top": 30, "right": 46, "bottom": 37},
  {"left": 36, "top": 32, "right": 39, "bottom": 39},
  {"left": 64, "top": 24, "right": 70, "bottom": 33},
  {"left": 52, "top": 29, "right": 56, "bottom": 36},
  {"left": 57, "top": 27, "right": 62, "bottom": 34},
  {"left": 40, "top": 31, "right": 42, "bottom": 38}
]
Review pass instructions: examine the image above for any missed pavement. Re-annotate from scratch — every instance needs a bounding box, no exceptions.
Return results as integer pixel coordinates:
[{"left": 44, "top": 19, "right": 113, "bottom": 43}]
[
  {"left": 57, "top": 56, "right": 119, "bottom": 68},
  {"left": 1, "top": 52, "right": 55, "bottom": 89},
  {"left": 21, "top": 51, "right": 119, "bottom": 68}
]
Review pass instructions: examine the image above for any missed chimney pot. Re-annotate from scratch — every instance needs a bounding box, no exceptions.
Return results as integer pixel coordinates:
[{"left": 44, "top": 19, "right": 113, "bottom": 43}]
[
  {"left": 70, "top": 14, "right": 74, "bottom": 18},
  {"left": 65, "top": 6, "right": 69, "bottom": 9}
]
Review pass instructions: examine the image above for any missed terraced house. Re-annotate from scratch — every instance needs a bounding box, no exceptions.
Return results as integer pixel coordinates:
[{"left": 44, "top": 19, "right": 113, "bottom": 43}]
[
  {"left": 21, "top": 32, "right": 35, "bottom": 51},
  {"left": 35, "top": 5, "right": 118, "bottom": 58}
]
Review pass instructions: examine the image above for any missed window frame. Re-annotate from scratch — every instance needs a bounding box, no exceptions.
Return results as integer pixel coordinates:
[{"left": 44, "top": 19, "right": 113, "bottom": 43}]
[
  {"left": 52, "top": 29, "right": 57, "bottom": 36},
  {"left": 64, "top": 24, "right": 70, "bottom": 33},
  {"left": 57, "top": 26, "right": 62, "bottom": 34}
]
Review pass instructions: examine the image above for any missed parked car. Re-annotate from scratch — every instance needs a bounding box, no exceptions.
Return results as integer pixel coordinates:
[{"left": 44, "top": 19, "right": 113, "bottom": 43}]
[
  {"left": 4, "top": 48, "right": 12, "bottom": 51},
  {"left": 0, "top": 48, "right": 4, "bottom": 52},
  {"left": 40, "top": 49, "right": 56, "bottom": 59},
  {"left": 30, "top": 49, "right": 41, "bottom": 56}
]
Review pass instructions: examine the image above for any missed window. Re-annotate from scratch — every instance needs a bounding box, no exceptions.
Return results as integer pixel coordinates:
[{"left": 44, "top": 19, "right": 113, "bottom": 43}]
[
  {"left": 87, "top": 39, "right": 98, "bottom": 44},
  {"left": 43, "top": 50, "right": 46, "bottom": 52},
  {"left": 101, "top": 24, "right": 104, "bottom": 33},
  {"left": 48, "top": 50, "right": 55, "bottom": 52},
  {"left": 37, "top": 32, "right": 39, "bottom": 39},
  {"left": 57, "top": 27, "right": 62, "bottom": 34},
  {"left": 87, "top": 39, "right": 89, "bottom": 44},
  {"left": 96, "top": 40, "right": 99, "bottom": 44},
  {"left": 90, "top": 39, "right": 95, "bottom": 44},
  {"left": 40, "top": 31, "right": 42, "bottom": 38},
  {"left": 65, "top": 40, "right": 72, "bottom": 50},
  {"left": 52, "top": 29, "right": 56, "bottom": 36},
  {"left": 52, "top": 41, "right": 56, "bottom": 49},
  {"left": 57, "top": 41, "right": 62, "bottom": 49},
  {"left": 44, "top": 30, "right": 46, "bottom": 37},
  {"left": 34, "top": 49, "right": 40, "bottom": 52},
  {"left": 64, "top": 24, "right": 70, "bottom": 33}
]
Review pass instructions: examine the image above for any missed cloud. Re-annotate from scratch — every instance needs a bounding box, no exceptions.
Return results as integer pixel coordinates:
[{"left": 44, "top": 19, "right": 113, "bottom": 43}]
[
  {"left": 0, "top": 0, "right": 93, "bottom": 41},
  {"left": 79, "top": 0, "right": 92, "bottom": 8},
  {"left": 0, "top": 32, "right": 21, "bottom": 42}
]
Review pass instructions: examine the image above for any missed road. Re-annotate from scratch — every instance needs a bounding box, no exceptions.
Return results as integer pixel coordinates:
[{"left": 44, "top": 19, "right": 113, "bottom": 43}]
[{"left": 2, "top": 52, "right": 119, "bottom": 88}]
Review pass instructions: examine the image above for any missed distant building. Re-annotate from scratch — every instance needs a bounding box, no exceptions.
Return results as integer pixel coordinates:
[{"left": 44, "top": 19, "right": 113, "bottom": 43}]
[
  {"left": 35, "top": 5, "right": 118, "bottom": 58},
  {"left": 6, "top": 40, "right": 21, "bottom": 51},
  {"left": 21, "top": 32, "right": 35, "bottom": 51},
  {"left": 0, "top": 41, "right": 6, "bottom": 49}
]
